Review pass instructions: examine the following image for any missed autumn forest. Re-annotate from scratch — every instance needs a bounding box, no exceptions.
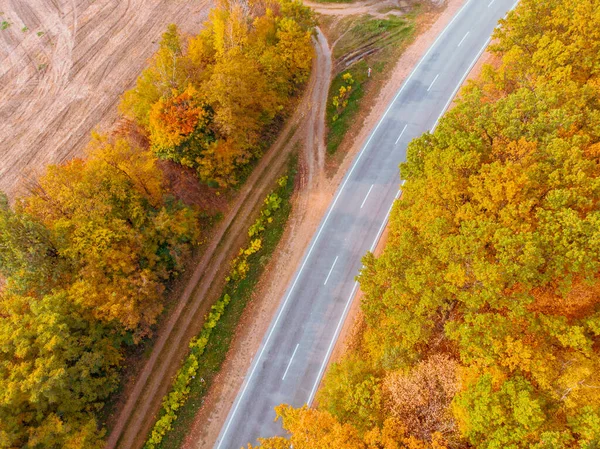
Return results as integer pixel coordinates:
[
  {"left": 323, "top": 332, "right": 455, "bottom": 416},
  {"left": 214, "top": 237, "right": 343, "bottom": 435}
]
[
  {"left": 0, "top": 0, "right": 314, "bottom": 446},
  {"left": 2, "top": 0, "right": 600, "bottom": 448},
  {"left": 253, "top": 1, "right": 600, "bottom": 448}
]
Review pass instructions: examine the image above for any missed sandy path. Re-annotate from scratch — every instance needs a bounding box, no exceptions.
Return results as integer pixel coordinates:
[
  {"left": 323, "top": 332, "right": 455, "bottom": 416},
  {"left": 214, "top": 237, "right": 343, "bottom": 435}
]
[
  {"left": 0, "top": 0, "right": 210, "bottom": 198},
  {"left": 301, "top": 29, "right": 331, "bottom": 190},
  {"left": 304, "top": 0, "right": 421, "bottom": 18},
  {"left": 105, "top": 29, "right": 332, "bottom": 449},
  {"left": 305, "top": 0, "right": 392, "bottom": 16},
  {"left": 183, "top": 1, "right": 466, "bottom": 448}
]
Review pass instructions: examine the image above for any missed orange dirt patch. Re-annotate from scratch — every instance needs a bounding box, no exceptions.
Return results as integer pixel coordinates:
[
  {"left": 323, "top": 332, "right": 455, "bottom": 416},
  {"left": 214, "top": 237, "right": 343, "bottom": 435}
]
[{"left": 530, "top": 277, "right": 600, "bottom": 320}]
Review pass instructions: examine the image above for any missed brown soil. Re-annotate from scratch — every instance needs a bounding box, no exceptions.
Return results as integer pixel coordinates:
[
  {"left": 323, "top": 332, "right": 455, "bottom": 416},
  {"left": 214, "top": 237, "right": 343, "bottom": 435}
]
[
  {"left": 304, "top": 0, "right": 442, "bottom": 18},
  {"left": 183, "top": 1, "right": 467, "bottom": 448},
  {"left": 0, "top": 0, "right": 210, "bottom": 199}
]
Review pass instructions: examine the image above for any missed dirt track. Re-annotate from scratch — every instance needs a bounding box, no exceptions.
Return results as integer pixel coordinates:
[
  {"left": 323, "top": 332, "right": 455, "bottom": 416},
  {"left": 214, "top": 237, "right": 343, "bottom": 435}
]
[
  {"left": 0, "top": 0, "right": 209, "bottom": 198},
  {"left": 104, "top": 28, "right": 332, "bottom": 449},
  {"left": 305, "top": 0, "right": 406, "bottom": 17}
]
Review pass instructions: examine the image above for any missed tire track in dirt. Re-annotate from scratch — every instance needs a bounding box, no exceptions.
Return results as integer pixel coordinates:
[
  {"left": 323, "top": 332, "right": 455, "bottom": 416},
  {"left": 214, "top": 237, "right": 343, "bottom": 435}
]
[
  {"left": 105, "top": 29, "right": 332, "bottom": 449},
  {"left": 304, "top": 0, "right": 409, "bottom": 18},
  {"left": 299, "top": 29, "right": 331, "bottom": 190},
  {"left": 70, "top": 1, "right": 131, "bottom": 78}
]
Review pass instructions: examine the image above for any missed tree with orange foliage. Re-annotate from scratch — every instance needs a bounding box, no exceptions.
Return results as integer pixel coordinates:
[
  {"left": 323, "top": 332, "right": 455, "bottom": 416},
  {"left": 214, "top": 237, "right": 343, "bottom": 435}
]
[
  {"left": 250, "top": 406, "right": 449, "bottom": 449},
  {"left": 149, "top": 85, "right": 215, "bottom": 170},
  {"left": 383, "top": 355, "right": 459, "bottom": 443},
  {"left": 121, "top": 0, "right": 315, "bottom": 186},
  {"left": 261, "top": 0, "right": 600, "bottom": 447}
]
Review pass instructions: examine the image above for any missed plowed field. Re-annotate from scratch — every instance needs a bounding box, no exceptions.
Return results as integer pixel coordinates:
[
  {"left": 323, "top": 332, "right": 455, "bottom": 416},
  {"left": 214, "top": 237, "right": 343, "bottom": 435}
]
[{"left": 0, "top": 0, "right": 210, "bottom": 197}]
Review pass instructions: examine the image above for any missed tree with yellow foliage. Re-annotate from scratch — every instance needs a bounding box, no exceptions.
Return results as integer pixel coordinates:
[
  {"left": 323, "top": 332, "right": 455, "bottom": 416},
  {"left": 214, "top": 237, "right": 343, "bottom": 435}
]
[
  {"left": 0, "top": 291, "right": 121, "bottom": 448},
  {"left": 121, "top": 0, "right": 315, "bottom": 186},
  {"left": 261, "top": 0, "right": 600, "bottom": 447},
  {"left": 22, "top": 135, "right": 199, "bottom": 332},
  {"left": 120, "top": 24, "right": 190, "bottom": 128}
]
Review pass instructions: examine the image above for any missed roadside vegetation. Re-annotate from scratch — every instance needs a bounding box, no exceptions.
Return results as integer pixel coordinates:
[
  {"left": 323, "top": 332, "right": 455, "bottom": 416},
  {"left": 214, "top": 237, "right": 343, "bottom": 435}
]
[
  {"left": 0, "top": 0, "right": 313, "bottom": 447},
  {"left": 121, "top": 1, "right": 314, "bottom": 187},
  {"left": 146, "top": 155, "right": 297, "bottom": 449},
  {"left": 255, "top": 0, "right": 600, "bottom": 447},
  {"left": 323, "top": 10, "right": 419, "bottom": 155}
]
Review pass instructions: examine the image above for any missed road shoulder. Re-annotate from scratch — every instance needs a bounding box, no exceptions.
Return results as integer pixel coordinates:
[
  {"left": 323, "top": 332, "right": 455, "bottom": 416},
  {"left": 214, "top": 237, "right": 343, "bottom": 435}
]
[{"left": 182, "top": 1, "right": 467, "bottom": 447}]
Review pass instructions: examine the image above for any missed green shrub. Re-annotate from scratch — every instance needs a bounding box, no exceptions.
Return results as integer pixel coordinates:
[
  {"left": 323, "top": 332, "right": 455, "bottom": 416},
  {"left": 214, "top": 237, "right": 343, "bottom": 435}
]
[{"left": 143, "top": 174, "right": 292, "bottom": 449}]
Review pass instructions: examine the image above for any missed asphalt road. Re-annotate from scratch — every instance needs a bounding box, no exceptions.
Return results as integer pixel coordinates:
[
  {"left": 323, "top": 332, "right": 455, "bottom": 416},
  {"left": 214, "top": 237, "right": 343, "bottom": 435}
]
[{"left": 214, "top": 1, "right": 518, "bottom": 447}]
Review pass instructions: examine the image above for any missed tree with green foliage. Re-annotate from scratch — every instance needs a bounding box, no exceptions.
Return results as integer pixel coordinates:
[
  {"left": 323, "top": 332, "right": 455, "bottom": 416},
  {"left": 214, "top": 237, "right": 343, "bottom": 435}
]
[
  {"left": 0, "top": 291, "right": 122, "bottom": 448},
  {"left": 317, "top": 354, "right": 383, "bottom": 433},
  {"left": 0, "top": 194, "right": 61, "bottom": 294}
]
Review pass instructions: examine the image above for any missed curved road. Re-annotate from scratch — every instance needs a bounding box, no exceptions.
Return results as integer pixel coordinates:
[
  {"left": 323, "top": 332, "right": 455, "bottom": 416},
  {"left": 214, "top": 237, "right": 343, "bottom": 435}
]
[{"left": 215, "top": 0, "right": 518, "bottom": 447}]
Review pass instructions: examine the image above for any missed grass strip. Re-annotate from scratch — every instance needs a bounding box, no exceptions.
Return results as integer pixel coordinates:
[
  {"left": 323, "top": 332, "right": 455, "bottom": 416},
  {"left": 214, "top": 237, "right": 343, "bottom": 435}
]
[
  {"left": 144, "top": 154, "right": 298, "bottom": 449},
  {"left": 326, "top": 15, "right": 416, "bottom": 155},
  {"left": 326, "top": 60, "right": 370, "bottom": 155}
]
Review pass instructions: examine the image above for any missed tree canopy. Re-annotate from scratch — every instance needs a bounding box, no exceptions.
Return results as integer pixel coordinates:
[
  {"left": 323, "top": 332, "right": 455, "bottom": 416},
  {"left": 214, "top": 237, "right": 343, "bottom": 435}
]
[
  {"left": 256, "top": 0, "right": 600, "bottom": 448},
  {"left": 0, "top": 133, "right": 200, "bottom": 447},
  {"left": 121, "top": 0, "right": 315, "bottom": 186}
]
